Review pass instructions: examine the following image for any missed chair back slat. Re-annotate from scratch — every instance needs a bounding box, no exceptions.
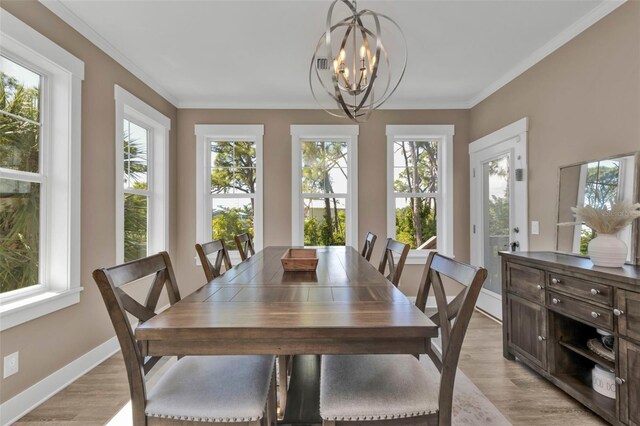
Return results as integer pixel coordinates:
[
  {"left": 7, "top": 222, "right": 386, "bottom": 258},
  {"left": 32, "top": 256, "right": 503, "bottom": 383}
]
[
  {"left": 430, "top": 254, "right": 479, "bottom": 289},
  {"left": 377, "top": 238, "right": 410, "bottom": 287},
  {"left": 235, "top": 232, "right": 256, "bottom": 261},
  {"left": 92, "top": 251, "right": 182, "bottom": 424},
  {"left": 414, "top": 251, "right": 487, "bottom": 425},
  {"left": 361, "top": 232, "right": 377, "bottom": 261},
  {"left": 115, "top": 287, "right": 157, "bottom": 323},
  {"left": 106, "top": 254, "right": 168, "bottom": 288},
  {"left": 195, "top": 240, "right": 232, "bottom": 282},
  {"left": 144, "top": 269, "right": 168, "bottom": 311}
]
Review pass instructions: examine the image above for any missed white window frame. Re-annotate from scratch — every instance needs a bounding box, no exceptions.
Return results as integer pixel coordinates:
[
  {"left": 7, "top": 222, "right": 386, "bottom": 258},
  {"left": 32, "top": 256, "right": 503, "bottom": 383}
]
[
  {"left": 195, "top": 124, "right": 264, "bottom": 264},
  {"left": 114, "top": 85, "right": 170, "bottom": 264},
  {"left": 386, "top": 125, "right": 454, "bottom": 264},
  {"left": 0, "top": 10, "right": 84, "bottom": 330},
  {"left": 290, "top": 125, "right": 359, "bottom": 248}
]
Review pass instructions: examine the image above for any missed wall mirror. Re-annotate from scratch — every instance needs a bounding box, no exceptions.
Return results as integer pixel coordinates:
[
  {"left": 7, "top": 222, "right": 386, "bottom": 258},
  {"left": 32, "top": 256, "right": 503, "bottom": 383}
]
[{"left": 556, "top": 152, "right": 640, "bottom": 265}]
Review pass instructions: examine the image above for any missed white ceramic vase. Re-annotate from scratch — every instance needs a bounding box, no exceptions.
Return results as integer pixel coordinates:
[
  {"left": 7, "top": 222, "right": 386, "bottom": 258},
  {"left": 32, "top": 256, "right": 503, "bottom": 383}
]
[{"left": 588, "top": 234, "right": 628, "bottom": 268}]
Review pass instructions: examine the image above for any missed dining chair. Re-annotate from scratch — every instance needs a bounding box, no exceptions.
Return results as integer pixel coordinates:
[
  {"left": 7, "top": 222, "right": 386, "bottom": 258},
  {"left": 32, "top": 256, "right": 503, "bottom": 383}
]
[
  {"left": 235, "top": 232, "right": 256, "bottom": 261},
  {"left": 195, "top": 239, "right": 232, "bottom": 282},
  {"left": 377, "top": 238, "right": 410, "bottom": 287},
  {"left": 320, "top": 252, "right": 487, "bottom": 426},
  {"left": 361, "top": 232, "right": 377, "bottom": 261},
  {"left": 93, "top": 252, "right": 276, "bottom": 426}
]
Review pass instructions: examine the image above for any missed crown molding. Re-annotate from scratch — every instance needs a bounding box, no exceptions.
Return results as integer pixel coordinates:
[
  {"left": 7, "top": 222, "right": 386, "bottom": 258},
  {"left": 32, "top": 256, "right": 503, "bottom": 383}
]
[
  {"left": 177, "top": 100, "right": 472, "bottom": 110},
  {"left": 38, "top": 0, "right": 178, "bottom": 107},
  {"left": 468, "top": 0, "right": 626, "bottom": 108}
]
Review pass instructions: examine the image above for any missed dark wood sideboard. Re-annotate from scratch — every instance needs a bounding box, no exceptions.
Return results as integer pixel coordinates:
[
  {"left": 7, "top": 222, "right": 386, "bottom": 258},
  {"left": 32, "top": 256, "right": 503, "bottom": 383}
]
[{"left": 500, "top": 251, "right": 640, "bottom": 425}]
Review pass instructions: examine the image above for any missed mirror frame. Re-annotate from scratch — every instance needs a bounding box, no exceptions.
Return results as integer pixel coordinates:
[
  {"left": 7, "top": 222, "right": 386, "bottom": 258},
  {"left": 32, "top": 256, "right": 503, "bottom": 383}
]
[{"left": 555, "top": 151, "right": 640, "bottom": 265}]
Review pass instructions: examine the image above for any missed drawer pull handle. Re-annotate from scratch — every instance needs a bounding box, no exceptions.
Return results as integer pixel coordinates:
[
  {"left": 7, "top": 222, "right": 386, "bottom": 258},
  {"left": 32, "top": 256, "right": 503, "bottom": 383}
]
[
  {"left": 536, "top": 284, "right": 545, "bottom": 291},
  {"left": 613, "top": 309, "right": 624, "bottom": 317},
  {"left": 615, "top": 377, "right": 625, "bottom": 385},
  {"left": 591, "top": 311, "right": 600, "bottom": 319},
  {"left": 551, "top": 278, "right": 561, "bottom": 285},
  {"left": 552, "top": 298, "right": 561, "bottom": 304},
  {"left": 537, "top": 335, "right": 546, "bottom": 342},
  {"left": 590, "top": 288, "right": 600, "bottom": 295}
]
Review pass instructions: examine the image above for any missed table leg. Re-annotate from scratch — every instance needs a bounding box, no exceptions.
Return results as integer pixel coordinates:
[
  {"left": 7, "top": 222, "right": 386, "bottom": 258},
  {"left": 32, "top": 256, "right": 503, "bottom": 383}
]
[{"left": 277, "top": 355, "right": 289, "bottom": 419}]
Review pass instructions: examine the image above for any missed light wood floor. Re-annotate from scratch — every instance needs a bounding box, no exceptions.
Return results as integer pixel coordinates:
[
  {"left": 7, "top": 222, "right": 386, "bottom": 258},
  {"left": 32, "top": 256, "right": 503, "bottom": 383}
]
[{"left": 15, "top": 311, "right": 606, "bottom": 425}]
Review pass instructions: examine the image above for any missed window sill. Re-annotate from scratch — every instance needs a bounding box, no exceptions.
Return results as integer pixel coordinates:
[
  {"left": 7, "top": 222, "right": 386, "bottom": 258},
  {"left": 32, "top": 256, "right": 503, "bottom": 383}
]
[{"left": 0, "top": 287, "right": 83, "bottom": 331}]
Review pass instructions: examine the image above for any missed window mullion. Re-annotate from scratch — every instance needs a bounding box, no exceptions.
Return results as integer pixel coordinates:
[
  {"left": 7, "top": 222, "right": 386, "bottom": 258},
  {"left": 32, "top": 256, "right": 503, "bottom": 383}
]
[
  {"left": 124, "top": 188, "right": 151, "bottom": 196},
  {"left": 0, "top": 109, "right": 41, "bottom": 127},
  {"left": 0, "top": 169, "right": 44, "bottom": 183}
]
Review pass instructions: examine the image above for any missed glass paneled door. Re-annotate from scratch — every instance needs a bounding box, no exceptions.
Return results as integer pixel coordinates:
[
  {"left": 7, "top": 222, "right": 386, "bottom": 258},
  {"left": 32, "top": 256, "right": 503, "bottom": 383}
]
[
  {"left": 482, "top": 155, "right": 512, "bottom": 297},
  {"left": 469, "top": 120, "right": 528, "bottom": 320}
]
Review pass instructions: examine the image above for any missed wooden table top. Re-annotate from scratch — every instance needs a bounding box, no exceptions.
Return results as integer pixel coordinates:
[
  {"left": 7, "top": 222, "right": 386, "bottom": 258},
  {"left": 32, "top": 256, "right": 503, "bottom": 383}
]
[{"left": 136, "top": 246, "right": 437, "bottom": 355}]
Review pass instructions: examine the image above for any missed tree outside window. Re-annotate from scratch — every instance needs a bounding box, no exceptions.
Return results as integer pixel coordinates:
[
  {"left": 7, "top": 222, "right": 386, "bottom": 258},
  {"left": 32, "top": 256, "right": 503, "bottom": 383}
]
[
  {"left": 122, "top": 118, "right": 150, "bottom": 262},
  {"left": 0, "top": 57, "right": 42, "bottom": 293},
  {"left": 392, "top": 140, "right": 437, "bottom": 249},
  {"left": 210, "top": 140, "right": 256, "bottom": 250},
  {"left": 301, "top": 141, "right": 347, "bottom": 246}
]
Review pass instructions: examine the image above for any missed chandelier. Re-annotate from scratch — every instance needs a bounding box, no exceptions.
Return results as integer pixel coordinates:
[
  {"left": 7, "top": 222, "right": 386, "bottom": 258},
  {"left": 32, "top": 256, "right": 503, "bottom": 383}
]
[{"left": 310, "top": 0, "right": 407, "bottom": 123}]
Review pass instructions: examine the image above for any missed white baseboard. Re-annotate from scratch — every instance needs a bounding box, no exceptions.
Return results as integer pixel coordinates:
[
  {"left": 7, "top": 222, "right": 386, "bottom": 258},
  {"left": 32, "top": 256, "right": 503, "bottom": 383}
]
[{"left": 0, "top": 335, "right": 120, "bottom": 426}]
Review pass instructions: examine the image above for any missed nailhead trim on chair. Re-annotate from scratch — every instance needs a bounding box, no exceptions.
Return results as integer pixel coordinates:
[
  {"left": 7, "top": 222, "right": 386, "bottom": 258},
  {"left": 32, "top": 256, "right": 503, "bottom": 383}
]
[
  {"left": 145, "top": 413, "right": 261, "bottom": 422},
  {"left": 321, "top": 409, "right": 438, "bottom": 422}
]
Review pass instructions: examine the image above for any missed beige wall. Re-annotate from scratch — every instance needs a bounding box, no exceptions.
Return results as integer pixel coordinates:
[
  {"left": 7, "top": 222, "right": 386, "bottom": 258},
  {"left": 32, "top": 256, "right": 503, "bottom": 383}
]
[
  {"left": 469, "top": 1, "right": 640, "bottom": 253},
  {"left": 175, "top": 109, "right": 471, "bottom": 298},
  {"left": 0, "top": 1, "right": 178, "bottom": 404}
]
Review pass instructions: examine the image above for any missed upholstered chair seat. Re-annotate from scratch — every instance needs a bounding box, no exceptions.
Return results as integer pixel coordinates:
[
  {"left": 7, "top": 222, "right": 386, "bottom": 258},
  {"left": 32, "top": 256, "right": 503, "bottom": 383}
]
[
  {"left": 93, "top": 252, "right": 277, "bottom": 425},
  {"left": 320, "top": 354, "right": 440, "bottom": 422},
  {"left": 319, "top": 252, "right": 488, "bottom": 426},
  {"left": 146, "top": 355, "right": 275, "bottom": 422}
]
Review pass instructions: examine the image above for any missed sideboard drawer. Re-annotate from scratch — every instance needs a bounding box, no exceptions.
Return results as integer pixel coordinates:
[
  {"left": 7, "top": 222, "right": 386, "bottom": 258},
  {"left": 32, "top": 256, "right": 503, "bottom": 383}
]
[
  {"left": 506, "top": 263, "right": 545, "bottom": 304},
  {"left": 548, "top": 272, "right": 613, "bottom": 306},
  {"left": 547, "top": 290, "right": 613, "bottom": 331}
]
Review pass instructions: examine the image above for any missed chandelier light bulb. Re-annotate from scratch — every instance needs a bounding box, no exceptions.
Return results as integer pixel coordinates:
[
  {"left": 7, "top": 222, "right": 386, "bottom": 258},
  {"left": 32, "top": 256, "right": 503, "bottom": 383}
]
[{"left": 310, "top": 0, "right": 408, "bottom": 122}]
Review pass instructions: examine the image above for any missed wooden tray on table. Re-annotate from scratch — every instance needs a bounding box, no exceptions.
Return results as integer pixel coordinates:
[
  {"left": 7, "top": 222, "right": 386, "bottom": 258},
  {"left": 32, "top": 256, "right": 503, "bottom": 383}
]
[{"left": 281, "top": 248, "right": 318, "bottom": 272}]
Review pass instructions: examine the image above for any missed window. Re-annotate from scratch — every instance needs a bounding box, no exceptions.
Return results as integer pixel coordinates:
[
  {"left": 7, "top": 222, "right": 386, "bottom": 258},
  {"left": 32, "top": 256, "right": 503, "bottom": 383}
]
[
  {"left": 195, "top": 125, "right": 264, "bottom": 262},
  {"left": 0, "top": 10, "right": 84, "bottom": 330},
  {"left": 386, "top": 125, "right": 454, "bottom": 262},
  {"left": 291, "top": 125, "right": 358, "bottom": 247},
  {"left": 115, "top": 86, "right": 170, "bottom": 264}
]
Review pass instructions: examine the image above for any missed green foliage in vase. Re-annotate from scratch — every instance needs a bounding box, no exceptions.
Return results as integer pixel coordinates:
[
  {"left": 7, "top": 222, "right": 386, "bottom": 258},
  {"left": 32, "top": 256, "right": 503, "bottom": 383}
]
[{"left": 0, "top": 72, "right": 41, "bottom": 293}]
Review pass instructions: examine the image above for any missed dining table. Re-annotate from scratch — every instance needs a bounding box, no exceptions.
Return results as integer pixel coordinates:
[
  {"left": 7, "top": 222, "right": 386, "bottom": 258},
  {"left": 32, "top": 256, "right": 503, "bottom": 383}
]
[{"left": 136, "top": 246, "right": 438, "bottom": 424}]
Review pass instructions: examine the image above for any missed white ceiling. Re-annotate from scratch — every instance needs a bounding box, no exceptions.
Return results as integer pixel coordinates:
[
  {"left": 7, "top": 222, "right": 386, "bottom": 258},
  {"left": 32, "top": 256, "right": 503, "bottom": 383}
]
[{"left": 40, "top": 0, "right": 623, "bottom": 108}]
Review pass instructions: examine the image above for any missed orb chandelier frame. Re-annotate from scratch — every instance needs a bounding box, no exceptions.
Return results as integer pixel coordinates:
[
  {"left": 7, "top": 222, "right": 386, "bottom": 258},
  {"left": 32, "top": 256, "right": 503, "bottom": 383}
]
[{"left": 310, "top": 0, "right": 407, "bottom": 123}]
